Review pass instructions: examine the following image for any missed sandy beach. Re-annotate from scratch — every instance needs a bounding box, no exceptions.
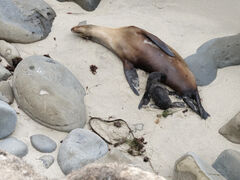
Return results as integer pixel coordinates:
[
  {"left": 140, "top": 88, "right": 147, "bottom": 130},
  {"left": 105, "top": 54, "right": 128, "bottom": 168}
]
[{"left": 8, "top": 0, "right": 240, "bottom": 179}]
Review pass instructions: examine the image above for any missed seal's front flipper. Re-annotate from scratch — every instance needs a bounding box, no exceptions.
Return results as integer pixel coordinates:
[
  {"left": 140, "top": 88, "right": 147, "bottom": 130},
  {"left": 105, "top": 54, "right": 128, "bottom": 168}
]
[
  {"left": 171, "top": 102, "right": 185, "bottom": 108},
  {"left": 123, "top": 60, "right": 139, "bottom": 96},
  {"left": 143, "top": 31, "right": 175, "bottom": 57},
  {"left": 138, "top": 91, "right": 150, "bottom": 109}
]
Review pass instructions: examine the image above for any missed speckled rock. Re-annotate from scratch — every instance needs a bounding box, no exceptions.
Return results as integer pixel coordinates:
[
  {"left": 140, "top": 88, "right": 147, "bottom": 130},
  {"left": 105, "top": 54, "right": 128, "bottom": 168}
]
[
  {"left": 31, "top": 134, "right": 57, "bottom": 153},
  {"left": 0, "top": 81, "right": 14, "bottom": 104},
  {"left": 57, "top": 0, "right": 101, "bottom": 11},
  {"left": 13, "top": 55, "right": 86, "bottom": 132},
  {"left": 0, "top": 150, "right": 47, "bottom": 180},
  {"left": 39, "top": 155, "right": 55, "bottom": 169},
  {"left": 0, "top": 137, "right": 28, "bottom": 158},
  {"left": 219, "top": 112, "right": 240, "bottom": 144},
  {"left": 185, "top": 34, "right": 240, "bottom": 86},
  {"left": 0, "top": 0, "right": 56, "bottom": 43},
  {"left": 0, "top": 64, "right": 11, "bottom": 81},
  {"left": 66, "top": 163, "right": 166, "bottom": 180},
  {"left": 57, "top": 128, "right": 108, "bottom": 175},
  {"left": 0, "top": 101, "right": 17, "bottom": 139},
  {"left": 173, "top": 152, "right": 226, "bottom": 180},
  {"left": 213, "top": 149, "right": 240, "bottom": 180}
]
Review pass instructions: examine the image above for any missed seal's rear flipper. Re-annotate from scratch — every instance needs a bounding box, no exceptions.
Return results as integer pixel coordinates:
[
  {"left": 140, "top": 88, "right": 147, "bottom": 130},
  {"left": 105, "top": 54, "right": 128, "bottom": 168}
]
[
  {"left": 195, "top": 91, "right": 210, "bottom": 119},
  {"left": 183, "top": 96, "right": 199, "bottom": 115},
  {"left": 142, "top": 31, "right": 175, "bottom": 57},
  {"left": 123, "top": 60, "right": 139, "bottom": 96},
  {"left": 138, "top": 91, "right": 150, "bottom": 109}
]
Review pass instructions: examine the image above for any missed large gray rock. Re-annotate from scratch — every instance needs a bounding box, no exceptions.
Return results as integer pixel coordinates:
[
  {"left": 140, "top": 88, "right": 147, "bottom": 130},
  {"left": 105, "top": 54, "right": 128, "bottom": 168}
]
[
  {"left": 219, "top": 112, "right": 240, "bottom": 144},
  {"left": 0, "top": 137, "right": 28, "bottom": 158},
  {"left": 30, "top": 134, "right": 57, "bottom": 153},
  {"left": 57, "top": 128, "right": 108, "bottom": 175},
  {"left": 66, "top": 163, "right": 166, "bottom": 180},
  {"left": 13, "top": 55, "right": 86, "bottom": 132},
  {"left": 185, "top": 34, "right": 240, "bottom": 86},
  {"left": 57, "top": 0, "right": 101, "bottom": 11},
  {"left": 0, "top": 64, "right": 11, "bottom": 81},
  {"left": 173, "top": 152, "right": 226, "bottom": 180},
  {"left": 0, "top": 101, "right": 17, "bottom": 139},
  {"left": 213, "top": 149, "right": 240, "bottom": 180},
  {"left": 0, "top": 0, "right": 56, "bottom": 43},
  {"left": 0, "top": 150, "right": 47, "bottom": 180},
  {"left": 0, "top": 81, "right": 14, "bottom": 104}
]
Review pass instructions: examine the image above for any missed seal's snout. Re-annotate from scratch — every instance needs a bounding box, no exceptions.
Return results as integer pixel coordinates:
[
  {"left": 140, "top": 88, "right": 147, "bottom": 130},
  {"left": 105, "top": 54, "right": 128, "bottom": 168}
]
[{"left": 71, "top": 26, "right": 79, "bottom": 33}]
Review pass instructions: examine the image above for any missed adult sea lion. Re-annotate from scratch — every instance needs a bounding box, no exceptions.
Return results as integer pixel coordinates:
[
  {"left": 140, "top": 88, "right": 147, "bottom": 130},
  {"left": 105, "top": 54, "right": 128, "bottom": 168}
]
[{"left": 71, "top": 24, "right": 209, "bottom": 119}]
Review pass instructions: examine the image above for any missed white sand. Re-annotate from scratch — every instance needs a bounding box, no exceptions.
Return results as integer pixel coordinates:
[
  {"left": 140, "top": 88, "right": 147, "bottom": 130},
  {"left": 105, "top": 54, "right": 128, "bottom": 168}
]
[{"left": 9, "top": 0, "right": 240, "bottom": 179}]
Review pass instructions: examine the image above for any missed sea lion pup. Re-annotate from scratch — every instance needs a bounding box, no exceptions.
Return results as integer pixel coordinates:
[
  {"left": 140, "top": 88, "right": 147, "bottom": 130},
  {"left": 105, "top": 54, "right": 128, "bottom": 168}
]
[
  {"left": 71, "top": 24, "right": 209, "bottom": 119},
  {"left": 139, "top": 72, "right": 185, "bottom": 110}
]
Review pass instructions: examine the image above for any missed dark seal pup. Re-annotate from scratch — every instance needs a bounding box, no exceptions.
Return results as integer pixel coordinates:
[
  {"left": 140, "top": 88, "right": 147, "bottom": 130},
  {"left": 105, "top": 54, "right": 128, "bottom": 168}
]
[
  {"left": 71, "top": 24, "right": 209, "bottom": 119},
  {"left": 138, "top": 72, "right": 185, "bottom": 110}
]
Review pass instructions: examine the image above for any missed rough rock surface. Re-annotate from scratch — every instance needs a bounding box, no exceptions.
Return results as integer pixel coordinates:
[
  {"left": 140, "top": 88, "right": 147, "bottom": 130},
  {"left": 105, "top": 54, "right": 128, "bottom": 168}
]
[
  {"left": 0, "top": 150, "right": 47, "bottom": 180},
  {"left": 185, "top": 34, "right": 240, "bottom": 86},
  {"left": 13, "top": 55, "right": 86, "bottom": 132},
  {"left": 173, "top": 152, "right": 226, "bottom": 180},
  {"left": 0, "top": 64, "right": 11, "bottom": 81},
  {"left": 66, "top": 163, "right": 166, "bottom": 180},
  {"left": 0, "top": 137, "right": 28, "bottom": 158},
  {"left": 0, "top": 81, "right": 14, "bottom": 104},
  {"left": 219, "top": 111, "right": 240, "bottom": 144},
  {"left": 0, "top": 101, "right": 17, "bottom": 139},
  {"left": 57, "top": 128, "right": 108, "bottom": 175},
  {"left": 57, "top": 0, "right": 101, "bottom": 11},
  {"left": 0, "top": 0, "right": 56, "bottom": 43},
  {"left": 213, "top": 149, "right": 240, "bottom": 180},
  {"left": 39, "top": 155, "right": 55, "bottom": 169},
  {"left": 31, "top": 134, "right": 57, "bottom": 153}
]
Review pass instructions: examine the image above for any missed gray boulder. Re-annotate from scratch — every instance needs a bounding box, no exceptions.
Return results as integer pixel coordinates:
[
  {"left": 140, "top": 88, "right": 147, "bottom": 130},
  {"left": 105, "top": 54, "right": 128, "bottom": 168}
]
[
  {"left": 30, "top": 134, "right": 57, "bottom": 153},
  {"left": 173, "top": 152, "right": 226, "bottom": 180},
  {"left": 39, "top": 155, "right": 55, "bottom": 169},
  {"left": 213, "top": 149, "right": 240, "bottom": 180},
  {"left": 66, "top": 163, "right": 166, "bottom": 180},
  {"left": 185, "top": 34, "right": 240, "bottom": 86},
  {"left": 219, "top": 112, "right": 240, "bottom": 144},
  {"left": 57, "top": 128, "right": 108, "bottom": 175},
  {"left": 13, "top": 55, "right": 86, "bottom": 132},
  {"left": 0, "top": 150, "right": 47, "bottom": 180},
  {"left": 0, "top": 0, "right": 56, "bottom": 43},
  {"left": 0, "top": 64, "right": 11, "bottom": 81},
  {"left": 0, "top": 81, "right": 14, "bottom": 104},
  {"left": 0, "top": 101, "right": 17, "bottom": 139},
  {"left": 57, "top": 0, "right": 101, "bottom": 11},
  {"left": 0, "top": 137, "right": 28, "bottom": 158}
]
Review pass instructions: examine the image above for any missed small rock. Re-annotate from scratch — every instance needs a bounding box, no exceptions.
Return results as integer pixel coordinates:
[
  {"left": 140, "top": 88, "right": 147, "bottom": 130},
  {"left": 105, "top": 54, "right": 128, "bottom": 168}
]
[
  {"left": 0, "top": 64, "right": 11, "bottom": 81},
  {"left": 173, "top": 152, "right": 226, "bottom": 180},
  {"left": 39, "top": 155, "right": 55, "bottom": 169},
  {"left": 0, "top": 81, "right": 14, "bottom": 104},
  {"left": 0, "top": 0, "right": 56, "bottom": 43},
  {"left": 219, "top": 112, "right": 240, "bottom": 144},
  {"left": 57, "top": 0, "right": 101, "bottom": 11},
  {"left": 57, "top": 128, "right": 108, "bottom": 175},
  {"left": 213, "top": 149, "right": 240, "bottom": 180},
  {"left": 13, "top": 55, "right": 86, "bottom": 132},
  {"left": 0, "top": 150, "right": 47, "bottom": 180},
  {"left": 0, "top": 101, "right": 17, "bottom": 139},
  {"left": 66, "top": 163, "right": 166, "bottom": 180},
  {"left": 0, "top": 137, "right": 28, "bottom": 157},
  {"left": 31, "top": 134, "right": 57, "bottom": 153}
]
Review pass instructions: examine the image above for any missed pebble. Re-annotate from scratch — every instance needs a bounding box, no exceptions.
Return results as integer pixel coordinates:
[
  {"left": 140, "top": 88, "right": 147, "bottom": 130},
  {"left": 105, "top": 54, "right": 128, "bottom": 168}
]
[
  {"left": 0, "top": 64, "right": 11, "bottom": 81},
  {"left": 0, "top": 81, "right": 14, "bottom": 104},
  {"left": 57, "top": 0, "right": 101, "bottom": 11},
  {"left": 0, "top": 137, "right": 28, "bottom": 158},
  {"left": 39, "top": 155, "right": 55, "bottom": 169},
  {"left": 31, "top": 134, "right": 57, "bottom": 153}
]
